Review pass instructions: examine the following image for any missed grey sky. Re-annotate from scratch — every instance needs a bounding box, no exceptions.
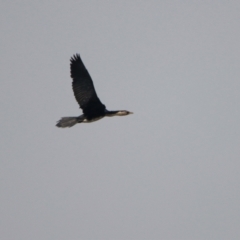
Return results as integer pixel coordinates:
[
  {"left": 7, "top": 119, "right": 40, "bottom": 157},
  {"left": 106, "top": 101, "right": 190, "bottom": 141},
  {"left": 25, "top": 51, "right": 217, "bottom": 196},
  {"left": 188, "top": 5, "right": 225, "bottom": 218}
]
[{"left": 1, "top": 1, "right": 240, "bottom": 239}]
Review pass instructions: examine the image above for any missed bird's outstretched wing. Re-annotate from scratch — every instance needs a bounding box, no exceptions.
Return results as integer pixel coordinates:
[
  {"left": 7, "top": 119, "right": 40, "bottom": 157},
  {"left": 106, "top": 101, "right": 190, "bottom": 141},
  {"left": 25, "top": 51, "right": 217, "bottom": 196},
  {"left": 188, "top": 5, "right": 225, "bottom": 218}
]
[{"left": 70, "top": 54, "right": 106, "bottom": 119}]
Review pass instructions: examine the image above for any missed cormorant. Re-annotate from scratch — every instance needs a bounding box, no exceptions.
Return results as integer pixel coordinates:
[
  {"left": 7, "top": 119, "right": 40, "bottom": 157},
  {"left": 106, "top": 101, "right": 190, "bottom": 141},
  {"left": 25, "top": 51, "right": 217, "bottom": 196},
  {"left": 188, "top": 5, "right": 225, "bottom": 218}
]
[{"left": 56, "top": 54, "right": 133, "bottom": 128}]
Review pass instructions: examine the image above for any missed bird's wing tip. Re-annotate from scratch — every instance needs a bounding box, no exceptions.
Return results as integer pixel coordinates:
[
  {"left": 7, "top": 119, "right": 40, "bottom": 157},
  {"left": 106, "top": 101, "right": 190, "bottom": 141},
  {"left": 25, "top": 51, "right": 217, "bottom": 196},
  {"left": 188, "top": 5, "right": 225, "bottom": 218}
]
[{"left": 70, "top": 53, "right": 81, "bottom": 62}]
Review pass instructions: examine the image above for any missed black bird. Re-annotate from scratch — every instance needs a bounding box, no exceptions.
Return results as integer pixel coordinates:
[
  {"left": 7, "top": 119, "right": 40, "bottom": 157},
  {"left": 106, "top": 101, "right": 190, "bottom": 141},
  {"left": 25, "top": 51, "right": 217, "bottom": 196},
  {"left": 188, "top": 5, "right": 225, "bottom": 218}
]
[{"left": 56, "top": 54, "right": 133, "bottom": 128}]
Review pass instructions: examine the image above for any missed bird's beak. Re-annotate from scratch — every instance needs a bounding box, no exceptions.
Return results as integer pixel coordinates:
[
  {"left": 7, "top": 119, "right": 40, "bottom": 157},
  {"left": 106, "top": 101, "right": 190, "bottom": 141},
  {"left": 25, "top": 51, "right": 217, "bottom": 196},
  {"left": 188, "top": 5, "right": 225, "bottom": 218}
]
[{"left": 129, "top": 112, "right": 133, "bottom": 114}]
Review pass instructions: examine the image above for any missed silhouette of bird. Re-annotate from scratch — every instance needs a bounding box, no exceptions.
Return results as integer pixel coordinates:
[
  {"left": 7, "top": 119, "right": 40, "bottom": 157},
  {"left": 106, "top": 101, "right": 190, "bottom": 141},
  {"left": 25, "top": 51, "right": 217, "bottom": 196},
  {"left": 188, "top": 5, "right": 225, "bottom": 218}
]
[{"left": 56, "top": 54, "right": 133, "bottom": 128}]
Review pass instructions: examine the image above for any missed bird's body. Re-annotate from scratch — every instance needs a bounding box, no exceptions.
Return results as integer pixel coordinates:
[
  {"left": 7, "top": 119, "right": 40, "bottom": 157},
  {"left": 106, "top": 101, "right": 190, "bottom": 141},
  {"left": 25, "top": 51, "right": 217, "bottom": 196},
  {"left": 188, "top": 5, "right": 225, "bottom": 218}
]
[{"left": 56, "top": 54, "right": 132, "bottom": 128}]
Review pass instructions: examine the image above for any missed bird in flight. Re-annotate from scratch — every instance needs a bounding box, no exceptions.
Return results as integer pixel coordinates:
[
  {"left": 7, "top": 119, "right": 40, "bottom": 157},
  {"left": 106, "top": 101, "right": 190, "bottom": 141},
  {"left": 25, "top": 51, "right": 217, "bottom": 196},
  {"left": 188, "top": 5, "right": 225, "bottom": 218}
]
[{"left": 56, "top": 54, "right": 133, "bottom": 128}]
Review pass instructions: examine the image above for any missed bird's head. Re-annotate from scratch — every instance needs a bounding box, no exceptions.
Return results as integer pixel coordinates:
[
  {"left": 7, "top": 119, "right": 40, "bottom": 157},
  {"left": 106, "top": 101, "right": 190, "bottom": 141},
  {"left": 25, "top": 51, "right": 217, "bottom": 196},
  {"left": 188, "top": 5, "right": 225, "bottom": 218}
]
[{"left": 116, "top": 110, "right": 133, "bottom": 116}]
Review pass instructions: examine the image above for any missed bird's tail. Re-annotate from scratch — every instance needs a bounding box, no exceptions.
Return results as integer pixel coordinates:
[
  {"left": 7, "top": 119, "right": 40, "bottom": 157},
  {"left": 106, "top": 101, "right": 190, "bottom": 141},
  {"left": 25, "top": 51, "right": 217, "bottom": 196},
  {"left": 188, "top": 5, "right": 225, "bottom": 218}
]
[{"left": 56, "top": 117, "right": 81, "bottom": 128}]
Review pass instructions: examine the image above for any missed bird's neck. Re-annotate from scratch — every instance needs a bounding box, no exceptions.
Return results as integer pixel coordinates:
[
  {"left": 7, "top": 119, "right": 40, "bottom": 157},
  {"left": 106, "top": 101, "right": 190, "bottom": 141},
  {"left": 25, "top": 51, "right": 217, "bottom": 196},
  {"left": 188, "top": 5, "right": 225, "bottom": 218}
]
[{"left": 105, "top": 110, "right": 119, "bottom": 117}]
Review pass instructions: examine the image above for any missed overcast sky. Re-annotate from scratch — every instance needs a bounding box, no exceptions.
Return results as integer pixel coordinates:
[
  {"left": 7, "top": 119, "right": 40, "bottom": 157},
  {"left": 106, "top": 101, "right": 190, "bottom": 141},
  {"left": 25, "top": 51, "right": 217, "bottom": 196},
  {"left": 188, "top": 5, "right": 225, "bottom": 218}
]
[{"left": 1, "top": 1, "right": 240, "bottom": 239}]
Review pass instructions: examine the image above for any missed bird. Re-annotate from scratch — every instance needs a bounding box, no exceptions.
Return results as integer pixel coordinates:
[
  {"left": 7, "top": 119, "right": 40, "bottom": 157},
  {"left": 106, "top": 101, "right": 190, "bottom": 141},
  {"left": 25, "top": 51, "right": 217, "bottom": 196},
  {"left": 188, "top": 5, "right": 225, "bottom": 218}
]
[{"left": 56, "top": 54, "right": 133, "bottom": 128}]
